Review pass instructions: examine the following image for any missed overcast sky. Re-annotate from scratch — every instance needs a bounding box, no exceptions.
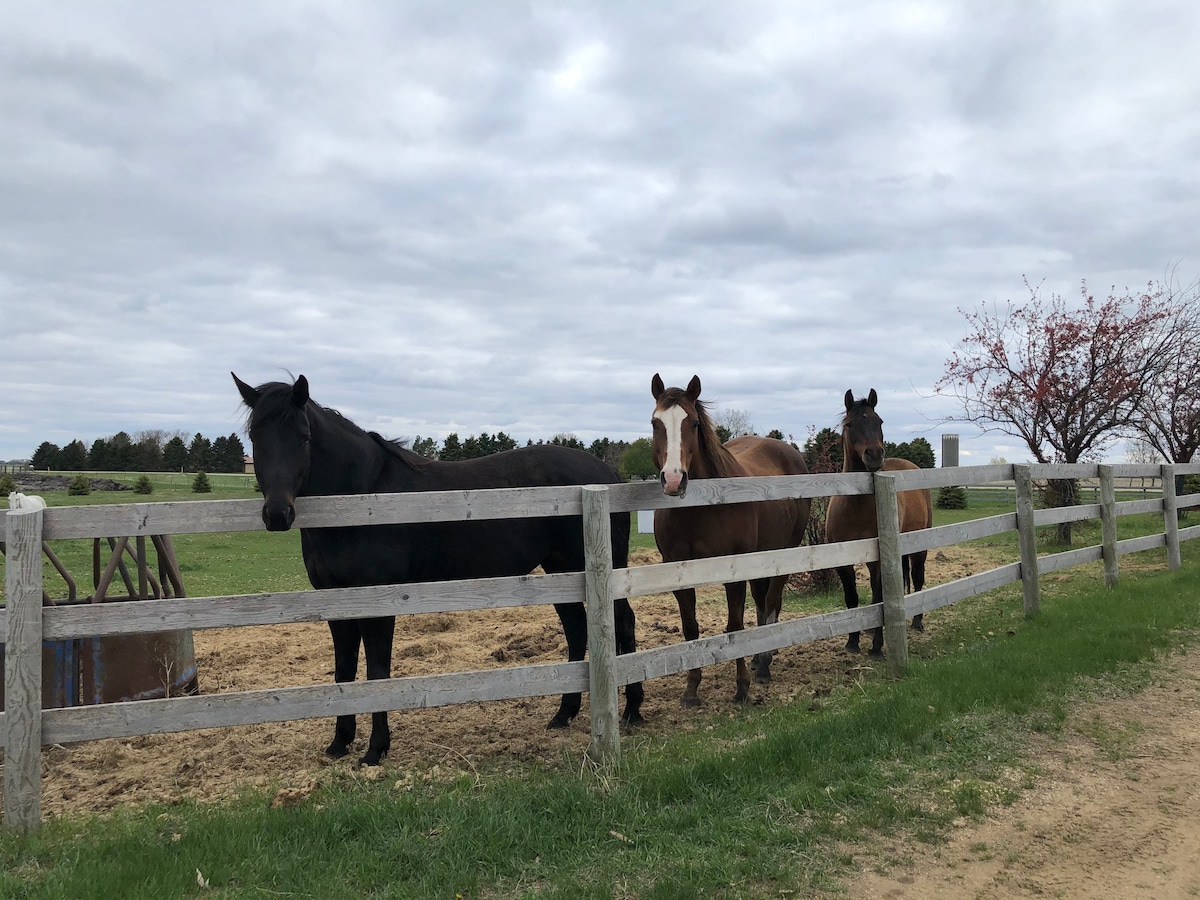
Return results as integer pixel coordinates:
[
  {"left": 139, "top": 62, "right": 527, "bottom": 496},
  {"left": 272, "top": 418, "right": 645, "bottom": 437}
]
[{"left": 2, "top": 1, "right": 1197, "bottom": 467}]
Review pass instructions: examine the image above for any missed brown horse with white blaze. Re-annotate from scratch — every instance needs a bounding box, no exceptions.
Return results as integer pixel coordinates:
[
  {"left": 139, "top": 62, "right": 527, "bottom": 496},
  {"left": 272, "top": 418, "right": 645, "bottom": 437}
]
[
  {"left": 825, "top": 388, "right": 933, "bottom": 656},
  {"left": 650, "top": 374, "right": 811, "bottom": 706}
]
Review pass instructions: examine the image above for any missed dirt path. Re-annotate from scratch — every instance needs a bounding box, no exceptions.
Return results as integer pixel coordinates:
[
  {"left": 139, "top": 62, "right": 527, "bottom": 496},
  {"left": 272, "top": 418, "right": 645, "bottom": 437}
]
[{"left": 845, "top": 649, "right": 1200, "bottom": 899}]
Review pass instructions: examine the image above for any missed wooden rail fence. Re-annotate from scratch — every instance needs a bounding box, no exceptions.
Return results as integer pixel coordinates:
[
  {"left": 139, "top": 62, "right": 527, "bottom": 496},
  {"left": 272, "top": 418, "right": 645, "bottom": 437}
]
[{"left": 4, "top": 462, "right": 1199, "bottom": 830}]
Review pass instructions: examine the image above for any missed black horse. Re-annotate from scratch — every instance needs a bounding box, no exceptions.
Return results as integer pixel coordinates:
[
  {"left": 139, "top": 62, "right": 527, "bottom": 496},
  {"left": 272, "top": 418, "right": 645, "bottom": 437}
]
[{"left": 233, "top": 373, "right": 643, "bottom": 765}]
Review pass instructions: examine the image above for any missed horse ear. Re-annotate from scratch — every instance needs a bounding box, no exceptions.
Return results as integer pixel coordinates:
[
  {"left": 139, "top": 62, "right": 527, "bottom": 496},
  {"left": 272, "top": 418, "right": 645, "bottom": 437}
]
[
  {"left": 844, "top": 389, "right": 855, "bottom": 411},
  {"left": 232, "top": 372, "right": 260, "bottom": 408},
  {"left": 651, "top": 373, "right": 665, "bottom": 400},
  {"left": 685, "top": 375, "right": 702, "bottom": 402},
  {"left": 867, "top": 388, "right": 878, "bottom": 408},
  {"left": 292, "top": 375, "right": 310, "bottom": 407}
]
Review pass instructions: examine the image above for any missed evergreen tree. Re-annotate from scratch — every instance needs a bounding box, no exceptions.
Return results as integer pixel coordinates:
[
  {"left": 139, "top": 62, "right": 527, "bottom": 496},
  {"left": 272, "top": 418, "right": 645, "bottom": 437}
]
[
  {"left": 221, "top": 433, "right": 247, "bottom": 472},
  {"left": 162, "top": 436, "right": 188, "bottom": 472},
  {"left": 107, "top": 431, "right": 134, "bottom": 471},
  {"left": 30, "top": 441, "right": 61, "bottom": 470},
  {"left": 59, "top": 439, "right": 88, "bottom": 471},
  {"left": 410, "top": 435, "right": 439, "bottom": 458},
  {"left": 550, "top": 434, "right": 586, "bottom": 451},
  {"left": 131, "top": 434, "right": 164, "bottom": 471},
  {"left": 88, "top": 437, "right": 111, "bottom": 470},
  {"left": 187, "top": 433, "right": 212, "bottom": 473},
  {"left": 439, "top": 433, "right": 464, "bottom": 461}
]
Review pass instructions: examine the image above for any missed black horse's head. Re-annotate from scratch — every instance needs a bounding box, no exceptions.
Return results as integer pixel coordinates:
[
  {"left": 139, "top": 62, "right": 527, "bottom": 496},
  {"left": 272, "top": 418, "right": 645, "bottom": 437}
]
[
  {"left": 233, "top": 372, "right": 312, "bottom": 531},
  {"left": 841, "top": 388, "right": 885, "bottom": 472}
]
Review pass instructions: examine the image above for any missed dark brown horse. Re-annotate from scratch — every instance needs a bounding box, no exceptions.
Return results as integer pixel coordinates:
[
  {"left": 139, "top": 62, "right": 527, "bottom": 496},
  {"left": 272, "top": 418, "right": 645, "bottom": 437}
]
[
  {"left": 650, "top": 374, "right": 811, "bottom": 706},
  {"left": 234, "top": 373, "right": 643, "bottom": 766},
  {"left": 825, "top": 389, "right": 933, "bottom": 655}
]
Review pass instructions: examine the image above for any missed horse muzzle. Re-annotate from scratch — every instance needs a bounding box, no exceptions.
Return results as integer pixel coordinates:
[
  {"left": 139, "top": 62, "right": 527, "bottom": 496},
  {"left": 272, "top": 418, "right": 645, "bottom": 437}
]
[
  {"left": 660, "top": 469, "right": 688, "bottom": 498},
  {"left": 262, "top": 501, "right": 296, "bottom": 532}
]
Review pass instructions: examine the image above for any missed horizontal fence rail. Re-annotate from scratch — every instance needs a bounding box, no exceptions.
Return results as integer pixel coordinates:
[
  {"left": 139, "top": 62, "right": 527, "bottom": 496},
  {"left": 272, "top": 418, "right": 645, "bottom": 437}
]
[{"left": 4, "top": 461, "right": 1200, "bottom": 830}]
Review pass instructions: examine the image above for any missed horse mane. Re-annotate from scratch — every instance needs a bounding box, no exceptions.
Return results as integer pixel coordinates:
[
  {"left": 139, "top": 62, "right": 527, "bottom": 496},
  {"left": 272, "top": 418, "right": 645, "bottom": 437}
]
[
  {"left": 246, "top": 380, "right": 427, "bottom": 472},
  {"left": 657, "top": 386, "right": 743, "bottom": 479}
]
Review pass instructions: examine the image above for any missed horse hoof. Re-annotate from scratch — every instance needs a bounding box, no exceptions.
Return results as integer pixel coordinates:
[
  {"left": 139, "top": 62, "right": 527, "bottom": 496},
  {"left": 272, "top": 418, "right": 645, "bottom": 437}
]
[
  {"left": 546, "top": 714, "right": 573, "bottom": 730},
  {"left": 754, "top": 673, "right": 771, "bottom": 684},
  {"left": 868, "top": 649, "right": 885, "bottom": 659},
  {"left": 912, "top": 621, "right": 926, "bottom": 633},
  {"left": 358, "top": 752, "right": 386, "bottom": 767},
  {"left": 679, "top": 696, "right": 701, "bottom": 709},
  {"left": 620, "top": 710, "right": 645, "bottom": 727},
  {"left": 325, "top": 742, "right": 350, "bottom": 759}
]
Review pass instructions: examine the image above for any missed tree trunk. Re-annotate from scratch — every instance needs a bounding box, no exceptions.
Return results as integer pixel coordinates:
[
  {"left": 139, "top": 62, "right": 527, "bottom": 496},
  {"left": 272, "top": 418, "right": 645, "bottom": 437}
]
[{"left": 1048, "top": 477, "right": 1078, "bottom": 544}]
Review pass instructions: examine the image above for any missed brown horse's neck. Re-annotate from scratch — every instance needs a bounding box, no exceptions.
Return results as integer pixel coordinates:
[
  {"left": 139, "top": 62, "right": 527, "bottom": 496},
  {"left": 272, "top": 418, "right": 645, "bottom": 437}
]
[
  {"left": 841, "top": 429, "right": 868, "bottom": 474},
  {"left": 691, "top": 427, "right": 743, "bottom": 479}
]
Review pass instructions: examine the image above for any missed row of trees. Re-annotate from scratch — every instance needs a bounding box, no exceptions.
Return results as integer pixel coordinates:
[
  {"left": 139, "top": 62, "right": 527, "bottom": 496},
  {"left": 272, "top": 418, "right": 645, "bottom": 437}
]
[{"left": 30, "top": 431, "right": 247, "bottom": 474}]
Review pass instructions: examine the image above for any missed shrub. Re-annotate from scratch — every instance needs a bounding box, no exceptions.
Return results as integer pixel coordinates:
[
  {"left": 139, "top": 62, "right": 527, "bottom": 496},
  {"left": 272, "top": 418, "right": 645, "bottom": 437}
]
[
  {"left": 0, "top": 473, "right": 16, "bottom": 495},
  {"left": 134, "top": 475, "right": 154, "bottom": 495},
  {"left": 191, "top": 471, "right": 212, "bottom": 494},
  {"left": 936, "top": 485, "right": 968, "bottom": 510},
  {"left": 67, "top": 475, "right": 92, "bottom": 496}
]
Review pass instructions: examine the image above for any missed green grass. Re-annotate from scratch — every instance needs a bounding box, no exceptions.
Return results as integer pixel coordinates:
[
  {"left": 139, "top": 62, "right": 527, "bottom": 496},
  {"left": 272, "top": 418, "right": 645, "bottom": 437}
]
[{"left": 2, "top": 520, "right": 1198, "bottom": 897}]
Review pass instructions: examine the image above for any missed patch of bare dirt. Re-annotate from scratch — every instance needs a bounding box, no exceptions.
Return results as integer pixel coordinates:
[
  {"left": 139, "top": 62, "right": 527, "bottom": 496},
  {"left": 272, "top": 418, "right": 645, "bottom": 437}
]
[{"left": 845, "top": 651, "right": 1200, "bottom": 899}]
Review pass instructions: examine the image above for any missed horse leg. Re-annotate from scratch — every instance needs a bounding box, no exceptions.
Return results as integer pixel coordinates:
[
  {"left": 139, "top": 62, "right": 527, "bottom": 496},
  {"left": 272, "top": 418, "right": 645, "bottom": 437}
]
[
  {"left": 674, "top": 588, "right": 703, "bottom": 707},
  {"left": 909, "top": 550, "right": 928, "bottom": 633},
  {"left": 836, "top": 565, "right": 862, "bottom": 652},
  {"left": 326, "top": 618, "right": 362, "bottom": 758},
  {"left": 866, "top": 561, "right": 885, "bottom": 657},
  {"left": 749, "top": 576, "right": 782, "bottom": 683},
  {"left": 724, "top": 581, "right": 751, "bottom": 703},
  {"left": 548, "top": 602, "right": 586, "bottom": 728},
  {"left": 614, "top": 598, "right": 645, "bottom": 726},
  {"left": 358, "top": 616, "right": 396, "bottom": 766}
]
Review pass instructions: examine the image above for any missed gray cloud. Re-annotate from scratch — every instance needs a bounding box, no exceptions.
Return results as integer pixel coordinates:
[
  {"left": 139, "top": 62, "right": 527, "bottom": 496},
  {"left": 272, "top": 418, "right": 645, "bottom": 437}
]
[{"left": 2, "top": 1, "right": 1197, "bottom": 468}]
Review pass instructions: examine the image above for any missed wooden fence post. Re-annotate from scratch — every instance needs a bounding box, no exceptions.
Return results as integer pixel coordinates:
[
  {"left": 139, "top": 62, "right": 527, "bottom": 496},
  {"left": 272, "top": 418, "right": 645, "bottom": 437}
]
[
  {"left": 1014, "top": 466, "right": 1040, "bottom": 618},
  {"left": 581, "top": 485, "right": 620, "bottom": 766},
  {"left": 1162, "top": 464, "right": 1182, "bottom": 570},
  {"left": 1098, "top": 465, "right": 1118, "bottom": 588},
  {"left": 4, "top": 505, "right": 45, "bottom": 831},
  {"left": 873, "top": 472, "right": 908, "bottom": 677}
]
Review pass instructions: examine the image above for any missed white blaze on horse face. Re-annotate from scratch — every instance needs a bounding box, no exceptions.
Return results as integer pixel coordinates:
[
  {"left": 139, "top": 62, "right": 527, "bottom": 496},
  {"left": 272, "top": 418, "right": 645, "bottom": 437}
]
[{"left": 654, "top": 404, "right": 689, "bottom": 495}]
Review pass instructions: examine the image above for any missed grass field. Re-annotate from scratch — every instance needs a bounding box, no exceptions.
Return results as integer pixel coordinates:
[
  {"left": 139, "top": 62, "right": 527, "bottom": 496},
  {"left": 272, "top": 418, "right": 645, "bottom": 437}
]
[{"left": 2, "top": 480, "right": 1198, "bottom": 897}]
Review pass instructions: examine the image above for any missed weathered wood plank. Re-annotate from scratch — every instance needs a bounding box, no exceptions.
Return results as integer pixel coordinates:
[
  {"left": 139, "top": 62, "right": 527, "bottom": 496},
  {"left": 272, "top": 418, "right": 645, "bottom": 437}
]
[
  {"left": 1034, "top": 504, "right": 1102, "bottom": 527},
  {"left": 1115, "top": 534, "right": 1166, "bottom": 557},
  {"left": 608, "top": 472, "right": 875, "bottom": 514},
  {"left": 875, "top": 472, "right": 908, "bottom": 676},
  {"left": 3, "top": 507, "right": 44, "bottom": 831},
  {"left": 907, "top": 564, "right": 1023, "bottom": 617},
  {"left": 39, "top": 661, "right": 591, "bottom": 746},
  {"left": 1099, "top": 465, "right": 1118, "bottom": 587},
  {"left": 900, "top": 514, "right": 1017, "bottom": 555},
  {"left": 1115, "top": 498, "right": 1162, "bottom": 517},
  {"left": 581, "top": 486, "right": 619, "bottom": 765},
  {"left": 1163, "top": 464, "right": 1182, "bottom": 570},
  {"left": 40, "top": 573, "right": 586, "bottom": 641},
  {"left": 1030, "top": 463, "right": 1096, "bottom": 480},
  {"left": 1038, "top": 545, "right": 1104, "bottom": 574},
  {"left": 888, "top": 464, "right": 1013, "bottom": 490},
  {"left": 613, "top": 607, "right": 880, "bottom": 684},
  {"left": 614, "top": 539, "right": 878, "bottom": 599},
  {"left": 1015, "top": 466, "right": 1040, "bottom": 617}
]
